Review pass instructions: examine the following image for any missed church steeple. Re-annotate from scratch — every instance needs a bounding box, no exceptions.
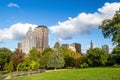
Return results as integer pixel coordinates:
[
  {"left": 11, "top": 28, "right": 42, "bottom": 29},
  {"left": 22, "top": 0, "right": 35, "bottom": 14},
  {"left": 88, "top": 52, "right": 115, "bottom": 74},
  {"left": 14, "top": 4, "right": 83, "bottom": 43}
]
[{"left": 90, "top": 40, "right": 93, "bottom": 49}]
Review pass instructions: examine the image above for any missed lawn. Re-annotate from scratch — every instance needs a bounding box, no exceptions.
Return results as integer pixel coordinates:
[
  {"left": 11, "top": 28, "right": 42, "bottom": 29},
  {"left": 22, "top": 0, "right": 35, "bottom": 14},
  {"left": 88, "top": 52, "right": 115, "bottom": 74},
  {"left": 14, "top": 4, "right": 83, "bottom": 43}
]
[{"left": 9, "top": 68, "right": 120, "bottom": 80}]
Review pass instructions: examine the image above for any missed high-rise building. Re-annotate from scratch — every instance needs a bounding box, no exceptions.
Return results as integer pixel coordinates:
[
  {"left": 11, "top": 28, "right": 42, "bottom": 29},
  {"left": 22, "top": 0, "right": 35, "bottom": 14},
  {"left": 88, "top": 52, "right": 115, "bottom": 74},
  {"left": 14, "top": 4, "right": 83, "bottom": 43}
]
[
  {"left": 102, "top": 45, "right": 109, "bottom": 53},
  {"left": 34, "top": 25, "right": 48, "bottom": 51},
  {"left": 18, "top": 42, "right": 22, "bottom": 51},
  {"left": 21, "top": 27, "right": 36, "bottom": 54}
]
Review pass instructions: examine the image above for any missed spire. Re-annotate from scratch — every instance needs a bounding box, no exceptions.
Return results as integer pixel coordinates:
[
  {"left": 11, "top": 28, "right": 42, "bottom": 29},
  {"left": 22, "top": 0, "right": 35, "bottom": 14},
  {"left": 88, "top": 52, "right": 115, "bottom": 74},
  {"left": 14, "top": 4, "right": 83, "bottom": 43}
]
[{"left": 90, "top": 40, "right": 93, "bottom": 49}]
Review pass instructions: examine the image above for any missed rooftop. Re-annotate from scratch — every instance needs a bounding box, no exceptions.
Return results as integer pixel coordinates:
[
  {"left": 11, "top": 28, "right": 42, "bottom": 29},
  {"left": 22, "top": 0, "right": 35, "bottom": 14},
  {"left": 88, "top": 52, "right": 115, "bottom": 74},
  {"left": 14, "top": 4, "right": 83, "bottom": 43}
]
[{"left": 36, "top": 25, "right": 47, "bottom": 29}]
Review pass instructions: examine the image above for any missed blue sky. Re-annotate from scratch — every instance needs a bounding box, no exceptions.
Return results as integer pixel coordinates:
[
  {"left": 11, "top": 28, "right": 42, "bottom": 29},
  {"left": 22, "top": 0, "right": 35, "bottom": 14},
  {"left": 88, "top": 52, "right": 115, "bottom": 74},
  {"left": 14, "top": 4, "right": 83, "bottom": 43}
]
[{"left": 0, "top": 0, "right": 120, "bottom": 52}]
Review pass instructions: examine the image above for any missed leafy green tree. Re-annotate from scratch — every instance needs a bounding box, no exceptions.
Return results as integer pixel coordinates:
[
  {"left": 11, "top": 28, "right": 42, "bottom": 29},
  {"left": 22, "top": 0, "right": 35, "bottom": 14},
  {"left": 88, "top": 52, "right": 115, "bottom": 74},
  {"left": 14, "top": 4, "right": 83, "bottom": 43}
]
[
  {"left": 64, "top": 49, "right": 82, "bottom": 67},
  {"left": 8, "top": 61, "right": 14, "bottom": 72},
  {"left": 17, "top": 62, "right": 30, "bottom": 71},
  {"left": 47, "top": 49, "right": 65, "bottom": 69},
  {"left": 54, "top": 42, "right": 60, "bottom": 49},
  {"left": 30, "top": 61, "right": 39, "bottom": 70},
  {"left": 47, "top": 42, "right": 64, "bottom": 69},
  {"left": 111, "top": 46, "right": 120, "bottom": 65},
  {"left": 40, "top": 48, "right": 54, "bottom": 68},
  {"left": 59, "top": 46, "right": 69, "bottom": 57},
  {"left": 0, "top": 48, "right": 12, "bottom": 70},
  {"left": 112, "top": 46, "right": 120, "bottom": 54},
  {"left": 42, "top": 48, "right": 53, "bottom": 55},
  {"left": 87, "top": 48, "right": 109, "bottom": 66},
  {"left": 99, "top": 9, "right": 120, "bottom": 46},
  {"left": 11, "top": 49, "right": 25, "bottom": 70},
  {"left": 3, "top": 63, "right": 8, "bottom": 71},
  {"left": 24, "top": 47, "right": 41, "bottom": 70},
  {"left": 28, "top": 47, "right": 41, "bottom": 62}
]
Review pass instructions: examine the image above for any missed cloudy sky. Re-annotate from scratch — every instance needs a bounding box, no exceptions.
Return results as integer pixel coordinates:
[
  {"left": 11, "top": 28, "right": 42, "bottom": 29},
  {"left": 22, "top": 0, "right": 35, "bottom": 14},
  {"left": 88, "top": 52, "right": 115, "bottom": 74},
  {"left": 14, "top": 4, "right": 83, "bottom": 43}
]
[{"left": 0, "top": 0, "right": 120, "bottom": 52}]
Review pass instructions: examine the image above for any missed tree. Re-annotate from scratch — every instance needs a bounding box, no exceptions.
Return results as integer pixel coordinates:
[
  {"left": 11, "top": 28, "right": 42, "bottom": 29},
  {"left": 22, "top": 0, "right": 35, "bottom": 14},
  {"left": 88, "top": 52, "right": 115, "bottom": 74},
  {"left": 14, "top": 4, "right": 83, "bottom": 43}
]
[
  {"left": 54, "top": 42, "right": 60, "bottom": 49},
  {"left": 42, "top": 48, "right": 53, "bottom": 55},
  {"left": 28, "top": 47, "right": 41, "bottom": 62},
  {"left": 17, "top": 62, "right": 30, "bottom": 71},
  {"left": 8, "top": 61, "right": 14, "bottom": 72},
  {"left": 99, "top": 9, "right": 120, "bottom": 46},
  {"left": 0, "top": 48, "right": 12, "bottom": 70},
  {"left": 47, "top": 42, "right": 65, "bottom": 69},
  {"left": 64, "top": 49, "right": 82, "bottom": 67},
  {"left": 11, "top": 49, "right": 25, "bottom": 70},
  {"left": 111, "top": 46, "right": 120, "bottom": 65},
  {"left": 3, "top": 63, "right": 8, "bottom": 71},
  {"left": 87, "top": 48, "right": 109, "bottom": 66},
  {"left": 47, "top": 49, "right": 65, "bottom": 69},
  {"left": 40, "top": 48, "right": 54, "bottom": 68},
  {"left": 30, "top": 61, "right": 39, "bottom": 70},
  {"left": 25, "top": 47, "right": 41, "bottom": 70}
]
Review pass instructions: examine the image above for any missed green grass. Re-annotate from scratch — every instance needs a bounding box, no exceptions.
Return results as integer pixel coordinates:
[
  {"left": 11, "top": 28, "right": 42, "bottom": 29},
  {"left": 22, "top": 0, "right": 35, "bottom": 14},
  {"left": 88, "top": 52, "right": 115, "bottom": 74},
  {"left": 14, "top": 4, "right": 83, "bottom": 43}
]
[{"left": 9, "top": 68, "right": 120, "bottom": 80}]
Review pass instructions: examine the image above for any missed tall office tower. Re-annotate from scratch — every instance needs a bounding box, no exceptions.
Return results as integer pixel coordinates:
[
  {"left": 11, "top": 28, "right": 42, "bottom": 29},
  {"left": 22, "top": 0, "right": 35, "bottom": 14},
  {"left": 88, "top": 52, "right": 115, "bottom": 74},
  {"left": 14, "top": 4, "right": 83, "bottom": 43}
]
[
  {"left": 90, "top": 40, "right": 93, "bottom": 49},
  {"left": 69, "top": 43, "right": 81, "bottom": 53},
  {"left": 18, "top": 42, "right": 22, "bottom": 51},
  {"left": 34, "top": 25, "right": 48, "bottom": 51},
  {"left": 102, "top": 45, "right": 109, "bottom": 53},
  {"left": 21, "top": 27, "right": 36, "bottom": 54}
]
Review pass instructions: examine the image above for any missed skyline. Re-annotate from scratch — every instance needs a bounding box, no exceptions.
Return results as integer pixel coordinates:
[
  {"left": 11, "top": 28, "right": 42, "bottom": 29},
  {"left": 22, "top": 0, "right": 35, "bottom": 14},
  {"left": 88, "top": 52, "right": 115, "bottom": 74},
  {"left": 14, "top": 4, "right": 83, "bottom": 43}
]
[{"left": 0, "top": 0, "right": 120, "bottom": 52}]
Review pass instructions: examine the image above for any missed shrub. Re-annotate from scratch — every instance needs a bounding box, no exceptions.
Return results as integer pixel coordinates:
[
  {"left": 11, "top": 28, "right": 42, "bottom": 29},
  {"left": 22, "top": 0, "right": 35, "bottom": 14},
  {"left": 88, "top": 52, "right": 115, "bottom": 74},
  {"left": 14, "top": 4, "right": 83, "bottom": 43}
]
[
  {"left": 112, "top": 64, "right": 120, "bottom": 68},
  {"left": 3, "top": 63, "right": 8, "bottom": 71},
  {"left": 17, "top": 62, "right": 30, "bottom": 71},
  {"left": 30, "top": 61, "right": 40, "bottom": 70},
  {"left": 80, "top": 63, "right": 89, "bottom": 68},
  {"left": 8, "top": 62, "right": 14, "bottom": 72}
]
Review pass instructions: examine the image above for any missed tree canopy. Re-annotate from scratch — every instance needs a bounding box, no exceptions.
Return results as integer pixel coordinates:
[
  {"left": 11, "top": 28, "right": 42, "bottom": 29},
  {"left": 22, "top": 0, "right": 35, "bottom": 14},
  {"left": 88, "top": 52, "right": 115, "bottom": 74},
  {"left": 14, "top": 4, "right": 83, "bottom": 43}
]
[
  {"left": 111, "top": 46, "right": 120, "bottom": 65},
  {"left": 87, "top": 48, "right": 109, "bottom": 66},
  {"left": 11, "top": 49, "right": 25, "bottom": 70},
  {"left": 99, "top": 9, "right": 120, "bottom": 46},
  {"left": 0, "top": 48, "right": 12, "bottom": 70}
]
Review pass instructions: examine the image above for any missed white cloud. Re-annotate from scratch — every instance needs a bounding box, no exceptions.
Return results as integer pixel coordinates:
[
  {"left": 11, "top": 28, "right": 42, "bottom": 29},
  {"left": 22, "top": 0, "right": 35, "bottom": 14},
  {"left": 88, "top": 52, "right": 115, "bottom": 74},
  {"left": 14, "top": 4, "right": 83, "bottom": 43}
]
[
  {"left": 0, "top": 23, "right": 37, "bottom": 41},
  {"left": 8, "top": 3, "right": 20, "bottom": 8},
  {"left": 49, "top": 2, "right": 120, "bottom": 40},
  {"left": 109, "top": 44, "right": 116, "bottom": 53}
]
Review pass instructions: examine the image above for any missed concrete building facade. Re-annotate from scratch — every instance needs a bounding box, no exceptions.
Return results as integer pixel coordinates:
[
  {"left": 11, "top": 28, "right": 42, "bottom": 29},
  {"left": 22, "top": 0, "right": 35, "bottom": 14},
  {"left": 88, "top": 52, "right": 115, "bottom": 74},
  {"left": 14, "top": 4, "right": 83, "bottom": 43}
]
[
  {"left": 62, "top": 43, "right": 81, "bottom": 53},
  {"left": 21, "top": 27, "right": 36, "bottom": 54},
  {"left": 71, "top": 43, "right": 81, "bottom": 53},
  {"left": 34, "top": 25, "right": 48, "bottom": 51}
]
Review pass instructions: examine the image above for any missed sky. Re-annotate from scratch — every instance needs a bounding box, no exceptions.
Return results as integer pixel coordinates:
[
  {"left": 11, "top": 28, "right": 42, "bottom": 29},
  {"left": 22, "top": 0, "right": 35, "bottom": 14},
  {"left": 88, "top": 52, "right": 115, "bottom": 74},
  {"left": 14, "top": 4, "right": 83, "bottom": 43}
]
[{"left": 0, "top": 0, "right": 120, "bottom": 53}]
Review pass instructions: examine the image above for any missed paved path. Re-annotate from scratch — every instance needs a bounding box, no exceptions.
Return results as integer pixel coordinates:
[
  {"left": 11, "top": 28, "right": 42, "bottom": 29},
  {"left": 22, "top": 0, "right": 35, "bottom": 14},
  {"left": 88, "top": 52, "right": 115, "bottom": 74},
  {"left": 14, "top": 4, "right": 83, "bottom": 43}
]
[{"left": 46, "top": 69, "right": 69, "bottom": 72}]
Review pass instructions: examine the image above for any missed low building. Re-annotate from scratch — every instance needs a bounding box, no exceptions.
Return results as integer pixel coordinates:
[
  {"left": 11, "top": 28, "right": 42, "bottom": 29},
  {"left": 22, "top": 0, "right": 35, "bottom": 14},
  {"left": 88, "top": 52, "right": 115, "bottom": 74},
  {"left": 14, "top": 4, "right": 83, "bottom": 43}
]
[
  {"left": 62, "top": 44, "right": 69, "bottom": 48},
  {"left": 62, "top": 43, "right": 81, "bottom": 53},
  {"left": 102, "top": 45, "right": 109, "bottom": 53}
]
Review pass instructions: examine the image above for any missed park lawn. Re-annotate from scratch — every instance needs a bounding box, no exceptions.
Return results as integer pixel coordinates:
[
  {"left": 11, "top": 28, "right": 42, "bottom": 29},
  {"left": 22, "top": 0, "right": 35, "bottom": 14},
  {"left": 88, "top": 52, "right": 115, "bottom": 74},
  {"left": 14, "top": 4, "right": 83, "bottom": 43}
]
[{"left": 10, "top": 68, "right": 120, "bottom": 80}]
